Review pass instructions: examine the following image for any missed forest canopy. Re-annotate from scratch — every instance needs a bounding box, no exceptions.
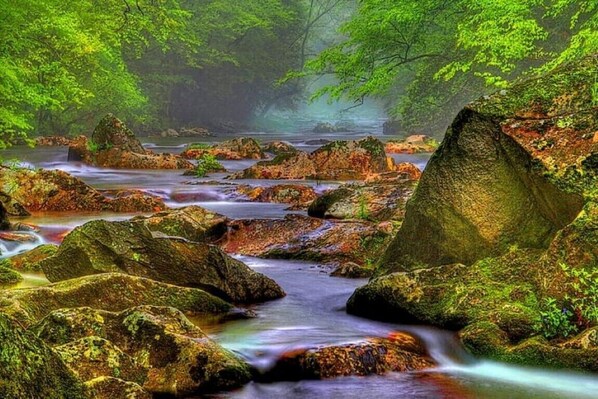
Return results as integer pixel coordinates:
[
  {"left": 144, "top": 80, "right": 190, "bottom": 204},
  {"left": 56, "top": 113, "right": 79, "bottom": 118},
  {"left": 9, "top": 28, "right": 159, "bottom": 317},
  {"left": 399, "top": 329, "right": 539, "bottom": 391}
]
[{"left": 2, "top": 0, "right": 598, "bottom": 144}]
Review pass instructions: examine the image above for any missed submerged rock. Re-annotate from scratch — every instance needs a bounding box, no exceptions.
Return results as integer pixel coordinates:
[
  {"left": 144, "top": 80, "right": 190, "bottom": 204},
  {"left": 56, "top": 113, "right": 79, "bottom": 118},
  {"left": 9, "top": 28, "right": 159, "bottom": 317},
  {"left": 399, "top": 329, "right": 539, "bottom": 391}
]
[
  {"left": 0, "top": 313, "right": 87, "bottom": 398},
  {"left": 39, "top": 217, "right": 284, "bottom": 303},
  {"left": 231, "top": 137, "right": 398, "bottom": 180},
  {"left": 33, "top": 306, "right": 252, "bottom": 396},
  {"left": 0, "top": 167, "right": 166, "bottom": 213},
  {"left": 0, "top": 273, "right": 233, "bottom": 326},
  {"left": 68, "top": 115, "right": 193, "bottom": 170},
  {"left": 348, "top": 56, "right": 598, "bottom": 371},
  {"left": 264, "top": 333, "right": 434, "bottom": 381}
]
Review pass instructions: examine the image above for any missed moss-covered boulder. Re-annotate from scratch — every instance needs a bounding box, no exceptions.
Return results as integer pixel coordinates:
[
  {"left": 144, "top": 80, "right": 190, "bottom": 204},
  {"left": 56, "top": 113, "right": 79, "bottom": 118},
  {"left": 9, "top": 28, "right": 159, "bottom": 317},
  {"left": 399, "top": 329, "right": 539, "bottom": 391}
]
[
  {"left": 0, "top": 313, "right": 87, "bottom": 398},
  {"left": 349, "top": 56, "right": 598, "bottom": 370},
  {"left": 92, "top": 114, "right": 146, "bottom": 154},
  {"left": 34, "top": 306, "right": 253, "bottom": 396},
  {"left": 40, "top": 218, "right": 284, "bottom": 303},
  {"left": 231, "top": 137, "right": 398, "bottom": 180},
  {"left": 263, "top": 333, "right": 434, "bottom": 381},
  {"left": 0, "top": 273, "right": 233, "bottom": 326}
]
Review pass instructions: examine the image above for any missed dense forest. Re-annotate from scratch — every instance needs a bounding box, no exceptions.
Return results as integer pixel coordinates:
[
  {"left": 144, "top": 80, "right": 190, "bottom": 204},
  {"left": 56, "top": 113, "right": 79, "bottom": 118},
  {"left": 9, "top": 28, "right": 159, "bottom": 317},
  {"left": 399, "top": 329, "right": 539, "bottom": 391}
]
[{"left": 3, "top": 0, "right": 598, "bottom": 144}]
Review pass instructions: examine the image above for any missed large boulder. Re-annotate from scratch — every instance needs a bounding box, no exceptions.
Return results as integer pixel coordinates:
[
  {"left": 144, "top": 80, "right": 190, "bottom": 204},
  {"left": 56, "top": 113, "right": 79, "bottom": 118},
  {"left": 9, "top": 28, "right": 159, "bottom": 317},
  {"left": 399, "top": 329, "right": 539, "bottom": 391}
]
[
  {"left": 0, "top": 273, "right": 233, "bottom": 327},
  {"left": 39, "top": 217, "right": 284, "bottom": 303},
  {"left": 33, "top": 306, "right": 252, "bottom": 396},
  {"left": 92, "top": 114, "right": 146, "bottom": 154},
  {"left": 68, "top": 115, "right": 193, "bottom": 170},
  {"left": 348, "top": 56, "right": 598, "bottom": 370},
  {"left": 231, "top": 137, "right": 398, "bottom": 180},
  {"left": 0, "top": 313, "right": 87, "bottom": 398},
  {"left": 0, "top": 167, "right": 166, "bottom": 213}
]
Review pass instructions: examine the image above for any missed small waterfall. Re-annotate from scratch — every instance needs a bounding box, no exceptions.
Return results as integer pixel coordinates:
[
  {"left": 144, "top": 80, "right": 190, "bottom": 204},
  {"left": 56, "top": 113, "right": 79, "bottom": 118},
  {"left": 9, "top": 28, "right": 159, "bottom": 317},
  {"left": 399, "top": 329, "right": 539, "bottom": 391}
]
[{"left": 0, "top": 232, "right": 46, "bottom": 259}]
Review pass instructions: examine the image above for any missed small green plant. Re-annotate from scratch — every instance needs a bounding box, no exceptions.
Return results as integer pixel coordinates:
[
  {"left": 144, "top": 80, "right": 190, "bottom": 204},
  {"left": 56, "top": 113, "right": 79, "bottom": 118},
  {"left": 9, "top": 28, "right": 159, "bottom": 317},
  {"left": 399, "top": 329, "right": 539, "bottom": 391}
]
[
  {"left": 132, "top": 253, "right": 141, "bottom": 262},
  {"left": 556, "top": 116, "right": 574, "bottom": 129},
  {"left": 86, "top": 140, "right": 100, "bottom": 153},
  {"left": 540, "top": 297, "right": 577, "bottom": 339},
  {"left": 356, "top": 195, "right": 370, "bottom": 220},
  {"left": 195, "top": 154, "right": 223, "bottom": 177},
  {"left": 540, "top": 263, "right": 598, "bottom": 339}
]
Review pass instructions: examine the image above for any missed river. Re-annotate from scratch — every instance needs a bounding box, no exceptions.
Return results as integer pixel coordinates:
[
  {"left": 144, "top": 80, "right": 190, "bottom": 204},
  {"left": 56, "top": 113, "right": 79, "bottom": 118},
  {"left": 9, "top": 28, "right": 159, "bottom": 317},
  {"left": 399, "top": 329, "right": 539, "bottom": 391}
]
[{"left": 2, "top": 132, "right": 598, "bottom": 398}]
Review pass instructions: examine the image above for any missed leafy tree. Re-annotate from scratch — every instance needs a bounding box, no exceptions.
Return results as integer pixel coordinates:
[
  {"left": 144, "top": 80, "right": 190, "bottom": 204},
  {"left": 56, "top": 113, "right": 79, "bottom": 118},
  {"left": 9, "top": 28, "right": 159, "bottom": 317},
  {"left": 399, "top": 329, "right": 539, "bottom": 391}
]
[{"left": 305, "top": 0, "right": 598, "bottom": 136}]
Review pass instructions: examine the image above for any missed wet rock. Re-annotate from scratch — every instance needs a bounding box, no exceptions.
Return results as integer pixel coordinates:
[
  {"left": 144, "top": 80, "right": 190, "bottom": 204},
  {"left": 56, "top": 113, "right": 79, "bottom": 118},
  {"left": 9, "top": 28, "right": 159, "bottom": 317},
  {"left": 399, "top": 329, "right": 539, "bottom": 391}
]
[
  {"left": 0, "top": 273, "right": 233, "bottom": 327},
  {"left": 231, "top": 137, "right": 398, "bottom": 180},
  {"left": 181, "top": 137, "right": 266, "bottom": 160},
  {"left": 34, "top": 306, "right": 253, "bottom": 396},
  {"left": 384, "top": 135, "right": 438, "bottom": 154},
  {"left": 264, "top": 333, "right": 434, "bottom": 381},
  {"left": 348, "top": 250, "right": 544, "bottom": 339},
  {"left": 235, "top": 184, "right": 317, "bottom": 209},
  {"left": 39, "top": 217, "right": 284, "bottom": 303},
  {"left": 85, "top": 377, "right": 151, "bottom": 399},
  {"left": 35, "top": 136, "right": 74, "bottom": 147},
  {"left": 262, "top": 141, "right": 298, "bottom": 155},
  {"left": 308, "top": 175, "right": 417, "bottom": 221},
  {"left": 0, "top": 313, "right": 87, "bottom": 398},
  {"left": 223, "top": 215, "right": 393, "bottom": 266},
  {"left": 0, "top": 199, "right": 10, "bottom": 230},
  {"left": 0, "top": 167, "right": 166, "bottom": 213},
  {"left": 68, "top": 115, "right": 193, "bottom": 170},
  {"left": 2, "top": 244, "right": 58, "bottom": 272}
]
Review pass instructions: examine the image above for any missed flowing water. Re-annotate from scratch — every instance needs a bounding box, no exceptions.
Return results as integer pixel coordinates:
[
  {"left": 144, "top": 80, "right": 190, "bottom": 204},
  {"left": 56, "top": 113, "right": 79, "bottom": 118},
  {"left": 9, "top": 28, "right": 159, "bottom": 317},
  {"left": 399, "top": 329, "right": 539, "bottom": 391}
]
[{"left": 2, "top": 133, "right": 598, "bottom": 399}]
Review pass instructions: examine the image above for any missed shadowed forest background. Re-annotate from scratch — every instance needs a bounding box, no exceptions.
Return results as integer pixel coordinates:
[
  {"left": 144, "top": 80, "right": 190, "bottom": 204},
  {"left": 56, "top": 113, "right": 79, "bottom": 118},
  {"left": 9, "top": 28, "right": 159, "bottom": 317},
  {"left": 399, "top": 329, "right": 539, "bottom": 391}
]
[{"left": 2, "top": 0, "right": 598, "bottom": 144}]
